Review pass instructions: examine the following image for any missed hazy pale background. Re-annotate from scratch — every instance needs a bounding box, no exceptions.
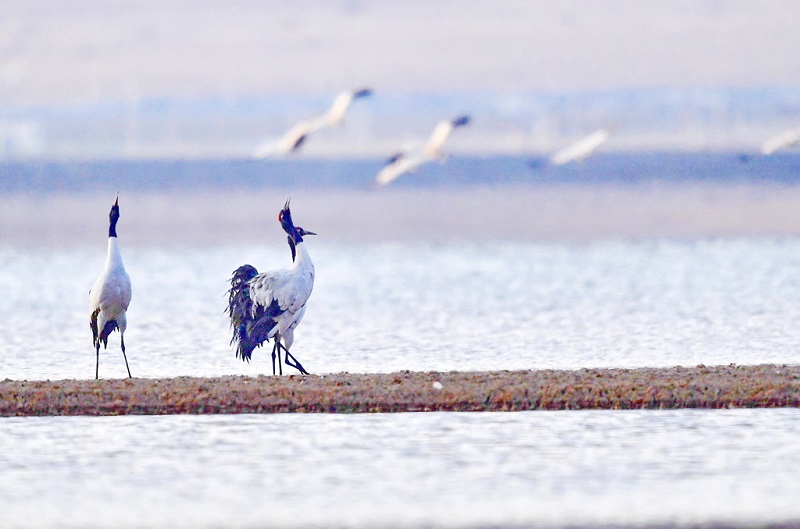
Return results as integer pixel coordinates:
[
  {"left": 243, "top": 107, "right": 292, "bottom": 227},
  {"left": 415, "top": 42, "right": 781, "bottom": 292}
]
[
  {"left": 3, "top": 0, "right": 800, "bottom": 101},
  {"left": 2, "top": 1, "right": 800, "bottom": 158}
]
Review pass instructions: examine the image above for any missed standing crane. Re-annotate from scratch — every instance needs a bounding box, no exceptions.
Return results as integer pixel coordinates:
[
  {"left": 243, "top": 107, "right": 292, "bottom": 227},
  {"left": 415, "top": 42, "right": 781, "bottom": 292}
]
[
  {"left": 88, "top": 194, "right": 133, "bottom": 379},
  {"left": 375, "top": 115, "right": 471, "bottom": 186},
  {"left": 227, "top": 199, "right": 316, "bottom": 375},
  {"left": 253, "top": 88, "right": 373, "bottom": 158}
]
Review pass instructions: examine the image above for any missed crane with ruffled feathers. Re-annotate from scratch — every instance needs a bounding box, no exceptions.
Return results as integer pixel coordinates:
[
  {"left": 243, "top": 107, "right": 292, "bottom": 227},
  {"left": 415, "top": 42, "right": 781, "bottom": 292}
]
[{"left": 227, "top": 199, "right": 315, "bottom": 375}]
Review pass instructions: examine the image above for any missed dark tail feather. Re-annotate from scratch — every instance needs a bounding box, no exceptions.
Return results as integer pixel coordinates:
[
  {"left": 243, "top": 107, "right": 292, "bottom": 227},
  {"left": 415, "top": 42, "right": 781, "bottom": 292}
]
[
  {"left": 99, "top": 320, "right": 118, "bottom": 348},
  {"left": 90, "top": 308, "right": 119, "bottom": 350},
  {"left": 227, "top": 264, "right": 259, "bottom": 361}
]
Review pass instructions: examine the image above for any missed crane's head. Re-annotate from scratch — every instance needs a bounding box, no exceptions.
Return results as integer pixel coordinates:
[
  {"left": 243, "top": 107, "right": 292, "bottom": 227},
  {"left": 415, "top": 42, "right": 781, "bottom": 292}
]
[
  {"left": 452, "top": 115, "right": 471, "bottom": 128},
  {"left": 279, "top": 198, "right": 315, "bottom": 244},
  {"left": 108, "top": 193, "right": 121, "bottom": 237},
  {"left": 353, "top": 88, "right": 373, "bottom": 99}
]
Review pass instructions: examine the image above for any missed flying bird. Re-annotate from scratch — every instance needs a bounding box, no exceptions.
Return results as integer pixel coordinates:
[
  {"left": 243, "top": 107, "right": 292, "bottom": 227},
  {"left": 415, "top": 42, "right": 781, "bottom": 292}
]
[
  {"left": 550, "top": 128, "right": 613, "bottom": 166},
  {"left": 375, "top": 115, "right": 471, "bottom": 186},
  {"left": 253, "top": 88, "right": 373, "bottom": 158},
  {"left": 89, "top": 194, "right": 133, "bottom": 380},
  {"left": 760, "top": 128, "right": 800, "bottom": 155},
  {"left": 227, "top": 199, "right": 315, "bottom": 375}
]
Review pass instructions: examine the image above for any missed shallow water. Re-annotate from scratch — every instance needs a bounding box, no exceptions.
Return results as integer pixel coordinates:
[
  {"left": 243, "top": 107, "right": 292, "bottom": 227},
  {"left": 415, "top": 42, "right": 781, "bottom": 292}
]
[
  {"left": 1, "top": 409, "right": 799, "bottom": 529},
  {"left": 3, "top": 167, "right": 800, "bottom": 529},
  {"left": 1, "top": 238, "right": 800, "bottom": 380}
]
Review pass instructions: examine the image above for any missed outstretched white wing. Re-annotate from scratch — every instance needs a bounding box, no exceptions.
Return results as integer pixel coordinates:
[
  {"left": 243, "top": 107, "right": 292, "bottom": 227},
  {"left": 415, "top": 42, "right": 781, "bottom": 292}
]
[
  {"left": 424, "top": 115, "right": 471, "bottom": 159},
  {"left": 323, "top": 88, "right": 373, "bottom": 127},
  {"left": 550, "top": 128, "right": 613, "bottom": 166},
  {"left": 375, "top": 153, "right": 425, "bottom": 186},
  {"left": 761, "top": 129, "right": 800, "bottom": 155}
]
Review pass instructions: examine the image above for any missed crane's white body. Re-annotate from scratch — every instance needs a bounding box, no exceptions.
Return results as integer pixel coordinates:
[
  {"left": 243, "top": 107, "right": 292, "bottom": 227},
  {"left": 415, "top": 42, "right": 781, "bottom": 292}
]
[
  {"left": 253, "top": 89, "right": 371, "bottom": 158},
  {"left": 550, "top": 128, "right": 613, "bottom": 166},
  {"left": 248, "top": 241, "right": 315, "bottom": 344},
  {"left": 761, "top": 129, "right": 800, "bottom": 155},
  {"left": 89, "top": 237, "right": 132, "bottom": 338}
]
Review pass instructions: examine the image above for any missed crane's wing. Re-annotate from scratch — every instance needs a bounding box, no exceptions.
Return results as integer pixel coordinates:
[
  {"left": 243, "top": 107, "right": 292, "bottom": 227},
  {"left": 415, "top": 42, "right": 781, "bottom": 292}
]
[
  {"left": 375, "top": 154, "right": 425, "bottom": 186},
  {"left": 550, "top": 129, "right": 612, "bottom": 166},
  {"left": 277, "top": 121, "right": 317, "bottom": 154},
  {"left": 761, "top": 129, "right": 800, "bottom": 155},
  {"left": 424, "top": 115, "right": 470, "bottom": 159},
  {"left": 323, "top": 88, "right": 373, "bottom": 127},
  {"left": 324, "top": 92, "right": 355, "bottom": 128},
  {"left": 253, "top": 119, "right": 324, "bottom": 158},
  {"left": 227, "top": 265, "right": 277, "bottom": 360}
]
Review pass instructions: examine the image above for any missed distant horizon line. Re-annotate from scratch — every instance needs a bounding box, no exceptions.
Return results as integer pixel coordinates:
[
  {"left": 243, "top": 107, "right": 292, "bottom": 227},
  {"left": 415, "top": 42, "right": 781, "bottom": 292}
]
[{"left": 4, "top": 84, "right": 800, "bottom": 110}]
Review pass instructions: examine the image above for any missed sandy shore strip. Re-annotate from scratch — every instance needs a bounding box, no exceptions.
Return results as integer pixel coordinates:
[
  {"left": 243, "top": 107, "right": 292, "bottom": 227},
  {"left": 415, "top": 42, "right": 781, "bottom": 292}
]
[{"left": 1, "top": 364, "right": 799, "bottom": 417}]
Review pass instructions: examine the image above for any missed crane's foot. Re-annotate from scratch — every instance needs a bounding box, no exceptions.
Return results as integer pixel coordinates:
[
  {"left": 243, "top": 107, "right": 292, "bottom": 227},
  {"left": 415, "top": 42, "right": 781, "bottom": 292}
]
[{"left": 281, "top": 345, "right": 309, "bottom": 375}]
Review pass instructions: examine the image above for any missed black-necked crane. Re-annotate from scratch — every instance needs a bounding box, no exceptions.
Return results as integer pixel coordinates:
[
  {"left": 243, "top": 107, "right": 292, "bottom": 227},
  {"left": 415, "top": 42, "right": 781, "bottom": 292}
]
[
  {"left": 253, "top": 88, "right": 373, "bottom": 158},
  {"left": 375, "top": 115, "right": 471, "bottom": 186},
  {"left": 89, "top": 194, "right": 133, "bottom": 379},
  {"left": 226, "top": 199, "right": 315, "bottom": 375}
]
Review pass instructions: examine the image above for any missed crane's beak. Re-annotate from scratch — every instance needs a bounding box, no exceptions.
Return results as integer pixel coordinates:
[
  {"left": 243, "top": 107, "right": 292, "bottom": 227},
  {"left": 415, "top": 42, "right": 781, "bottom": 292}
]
[
  {"left": 114, "top": 193, "right": 119, "bottom": 206},
  {"left": 303, "top": 230, "right": 317, "bottom": 236}
]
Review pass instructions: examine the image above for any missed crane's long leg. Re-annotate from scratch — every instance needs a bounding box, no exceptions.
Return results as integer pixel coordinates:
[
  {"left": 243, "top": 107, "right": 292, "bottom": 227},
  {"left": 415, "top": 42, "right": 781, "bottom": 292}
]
[
  {"left": 95, "top": 343, "right": 100, "bottom": 380},
  {"left": 271, "top": 339, "right": 282, "bottom": 376},
  {"left": 121, "top": 334, "right": 132, "bottom": 378},
  {"left": 277, "top": 339, "right": 283, "bottom": 376},
  {"left": 279, "top": 342, "right": 309, "bottom": 375}
]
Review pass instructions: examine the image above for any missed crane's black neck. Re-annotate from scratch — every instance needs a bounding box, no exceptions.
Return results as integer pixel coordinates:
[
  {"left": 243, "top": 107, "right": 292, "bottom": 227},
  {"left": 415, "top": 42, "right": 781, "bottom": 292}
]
[
  {"left": 109, "top": 205, "right": 120, "bottom": 238},
  {"left": 288, "top": 236, "right": 296, "bottom": 261}
]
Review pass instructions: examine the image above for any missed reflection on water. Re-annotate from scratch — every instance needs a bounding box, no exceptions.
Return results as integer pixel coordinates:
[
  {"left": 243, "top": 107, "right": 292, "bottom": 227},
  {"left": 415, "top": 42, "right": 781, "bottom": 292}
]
[
  {"left": 1, "top": 238, "right": 800, "bottom": 380},
  {"left": 0, "top": 409, "right": 798, "bottom": 528}
]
